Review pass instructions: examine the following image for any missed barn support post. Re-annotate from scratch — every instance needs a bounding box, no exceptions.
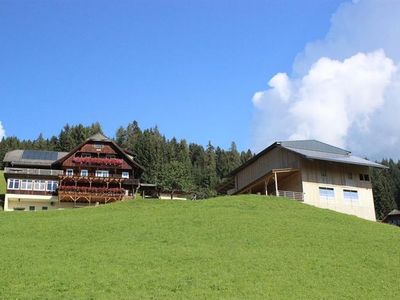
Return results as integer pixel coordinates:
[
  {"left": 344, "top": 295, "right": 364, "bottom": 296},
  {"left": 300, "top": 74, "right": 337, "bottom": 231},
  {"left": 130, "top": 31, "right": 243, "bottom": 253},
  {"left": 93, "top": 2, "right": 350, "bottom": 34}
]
[
  {"left": 264, "top": 178, "right": 268, "bottom": 196},
  {"left": 274, "top": 172, "right": 278, "bottom": 196}
]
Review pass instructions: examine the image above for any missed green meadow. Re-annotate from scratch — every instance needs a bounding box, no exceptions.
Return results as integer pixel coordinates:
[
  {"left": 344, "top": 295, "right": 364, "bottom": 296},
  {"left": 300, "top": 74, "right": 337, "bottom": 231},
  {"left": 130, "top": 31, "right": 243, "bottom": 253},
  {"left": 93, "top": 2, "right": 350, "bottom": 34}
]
[
  {"left": 0, "top": 170, "right": 5, "bottom": 195},
  {"left": 0, "top": 195, "right": 399, "bottom": 299}
]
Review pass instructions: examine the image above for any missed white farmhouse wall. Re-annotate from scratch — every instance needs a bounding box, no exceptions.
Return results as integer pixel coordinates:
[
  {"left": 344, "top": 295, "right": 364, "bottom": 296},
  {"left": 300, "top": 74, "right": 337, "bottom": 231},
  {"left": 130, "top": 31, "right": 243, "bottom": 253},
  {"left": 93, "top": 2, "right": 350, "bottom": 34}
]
[
  {"left": 302, "top": 182, "right": 376, "bottom": 221},
  {"left": 4, "top": 194, "right": 88, "bottom": 211},
  {"left": 300, "top": 160, "right": 376, "bottom": 221}
]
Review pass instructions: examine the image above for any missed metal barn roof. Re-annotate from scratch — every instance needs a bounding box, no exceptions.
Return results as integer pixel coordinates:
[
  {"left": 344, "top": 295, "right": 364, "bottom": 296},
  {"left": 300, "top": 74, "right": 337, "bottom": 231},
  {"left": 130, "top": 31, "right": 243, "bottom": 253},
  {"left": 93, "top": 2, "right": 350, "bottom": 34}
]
[
  {"left": 229, "top": 139, "right": 386, "bottom": 176},
  {"left": 278, "top": 140, "right": 385, "bottom": 169}
]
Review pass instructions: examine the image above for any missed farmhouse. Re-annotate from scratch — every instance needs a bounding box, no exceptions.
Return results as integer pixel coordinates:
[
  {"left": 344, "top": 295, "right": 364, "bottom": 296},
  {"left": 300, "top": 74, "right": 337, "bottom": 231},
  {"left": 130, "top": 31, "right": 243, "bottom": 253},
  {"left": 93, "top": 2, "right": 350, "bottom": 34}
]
[
  {"left": 222, "top": 140, "right": 386, "bottom": 221},
  {"left": 3, "top": 133, "right": 144, "bottom": 211}
]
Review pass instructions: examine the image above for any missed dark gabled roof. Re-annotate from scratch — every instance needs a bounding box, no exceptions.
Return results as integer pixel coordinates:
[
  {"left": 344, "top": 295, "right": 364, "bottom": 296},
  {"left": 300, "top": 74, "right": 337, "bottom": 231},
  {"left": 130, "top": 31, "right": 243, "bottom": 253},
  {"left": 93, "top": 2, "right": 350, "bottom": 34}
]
[
  {"left": 387, "top": 209, "right": 400, "bottom": 216},
  {"left": 229, "top": 139, "right": 386, "bottom": 176},
  {"left": 279, "top": 140, "right": 350, "bottom": 155},
  {"left": 52, "top": 133, "right": 145, "bottom": 171},
  {"left": 88, "top": 132, "right": 112, "bottom": 142},
  {"left": 3, "top": 150, "right": 68, "bottom": 167},
  {"left": 382, "top": 209, "right": 400, "bottom": 222}
]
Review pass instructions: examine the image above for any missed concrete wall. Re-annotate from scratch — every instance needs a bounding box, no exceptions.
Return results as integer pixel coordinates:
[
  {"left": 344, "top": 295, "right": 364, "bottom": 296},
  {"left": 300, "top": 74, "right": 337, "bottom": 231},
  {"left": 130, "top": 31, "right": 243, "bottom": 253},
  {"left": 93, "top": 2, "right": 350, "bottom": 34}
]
[
  {"left": 4, "top": 194, "right": 90, "bottom": 211},
  {"left": 301, "top": 160, "right": 376, "bottom": 221}
]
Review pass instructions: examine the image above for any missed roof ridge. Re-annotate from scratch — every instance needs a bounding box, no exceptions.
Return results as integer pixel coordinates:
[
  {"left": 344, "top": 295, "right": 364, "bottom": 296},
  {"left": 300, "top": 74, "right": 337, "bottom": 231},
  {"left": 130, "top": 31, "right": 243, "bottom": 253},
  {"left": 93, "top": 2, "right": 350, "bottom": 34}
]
[
  {"left": 279, "top": 139, "right": 351, "bottom": 155},
  {"left": 86, "top": 132, "right": 110, "bottom": 141}
]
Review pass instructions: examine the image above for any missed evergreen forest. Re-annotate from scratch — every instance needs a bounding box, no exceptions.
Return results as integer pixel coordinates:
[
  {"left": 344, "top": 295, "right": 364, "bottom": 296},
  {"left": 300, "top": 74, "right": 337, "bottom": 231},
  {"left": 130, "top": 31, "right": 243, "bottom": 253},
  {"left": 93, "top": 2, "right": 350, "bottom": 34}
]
[{"left": 0, "top": 122, "right": 398, "bottom": 219}]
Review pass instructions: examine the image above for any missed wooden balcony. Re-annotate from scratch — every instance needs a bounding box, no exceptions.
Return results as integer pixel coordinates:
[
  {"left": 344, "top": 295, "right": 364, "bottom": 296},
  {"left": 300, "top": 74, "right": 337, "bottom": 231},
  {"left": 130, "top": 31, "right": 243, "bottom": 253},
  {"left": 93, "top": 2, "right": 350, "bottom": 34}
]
[
  {"left": 59, "top": 175, "right": 140, "bottom": 185},
  {"left": 6, "top": 189, "right": 56, "bottom": 196},
  {"left": 58, "top": 187, "right": 125, "bottom": 203},
  {"left": 72, "top": 157, "right": 123, "bottom": 167}
]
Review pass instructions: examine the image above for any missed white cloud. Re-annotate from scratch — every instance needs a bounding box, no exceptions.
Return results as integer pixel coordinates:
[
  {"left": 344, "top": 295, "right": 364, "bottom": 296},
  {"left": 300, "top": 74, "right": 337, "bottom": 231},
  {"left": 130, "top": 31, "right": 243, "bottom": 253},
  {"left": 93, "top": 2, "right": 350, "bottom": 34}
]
[
  {"left": 252, "top": 0, "right": 400, "bottom": 159},
  {"left": 0, "top": 121, "right": 5, "bottom": 139}
]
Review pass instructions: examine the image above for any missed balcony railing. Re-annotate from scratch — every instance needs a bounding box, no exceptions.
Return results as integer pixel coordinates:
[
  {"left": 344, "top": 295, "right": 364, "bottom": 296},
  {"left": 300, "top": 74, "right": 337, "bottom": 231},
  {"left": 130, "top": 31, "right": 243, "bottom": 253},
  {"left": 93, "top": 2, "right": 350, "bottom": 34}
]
[
  {"left": 59, "top": 175, "right": 140, "bottom": 185},
  {"left": 272, "top": 190, "right": 304, "bottom": 201},
  {"left": 58, "top": 187, "right": 126, "bottom": 203},
  {"left": 6, "top": 189, "right": 57, "bottom": 196},
  {"left": 59, "top": 186, "right": 125, "bottom": 194},
  {"left": 72, "top": 157, "right": 123, "bottom": 166},
  {"left": 4, "top": 167, "right": 63, "bottom": 176}
]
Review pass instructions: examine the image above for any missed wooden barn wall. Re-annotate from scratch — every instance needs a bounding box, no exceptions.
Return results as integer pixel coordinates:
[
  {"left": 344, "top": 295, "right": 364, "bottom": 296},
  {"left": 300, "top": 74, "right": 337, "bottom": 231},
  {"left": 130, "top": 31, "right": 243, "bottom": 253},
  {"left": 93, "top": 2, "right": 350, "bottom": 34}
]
[
  {"left": 300, "top": 159, "right": 372, "bottom": 189},
  {"left": 236, "top": 147, "right": 301, "bottom": 191}
]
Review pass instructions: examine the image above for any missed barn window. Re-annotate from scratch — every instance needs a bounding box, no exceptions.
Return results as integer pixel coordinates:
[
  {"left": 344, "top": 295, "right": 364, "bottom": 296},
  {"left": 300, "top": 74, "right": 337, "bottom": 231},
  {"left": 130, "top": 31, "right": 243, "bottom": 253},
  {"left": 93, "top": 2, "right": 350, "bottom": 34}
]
[
  {"left": 319, "top": 187, "right": 335, "bottom": 200},
  {"left": 343, "top": 190, "right": 358, "bottom": 201}
]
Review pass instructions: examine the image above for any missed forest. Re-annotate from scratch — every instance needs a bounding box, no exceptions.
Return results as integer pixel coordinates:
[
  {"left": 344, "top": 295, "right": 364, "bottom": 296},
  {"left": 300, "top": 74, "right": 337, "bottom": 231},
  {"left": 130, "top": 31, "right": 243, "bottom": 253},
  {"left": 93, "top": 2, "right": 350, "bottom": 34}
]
[
  {"left": 0, "top": 122, "right": 252, "bottom": 200},
  {"left": 0, "top": 122, "right": 398, "bottom": 220}
]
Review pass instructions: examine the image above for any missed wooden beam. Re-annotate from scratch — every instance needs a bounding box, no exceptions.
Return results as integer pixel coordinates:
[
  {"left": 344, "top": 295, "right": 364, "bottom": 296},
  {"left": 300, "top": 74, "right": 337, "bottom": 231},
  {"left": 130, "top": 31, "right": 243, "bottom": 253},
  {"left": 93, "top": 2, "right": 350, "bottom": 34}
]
[{"left": 274, "top": 171, "right": 278, "bottom": 196}]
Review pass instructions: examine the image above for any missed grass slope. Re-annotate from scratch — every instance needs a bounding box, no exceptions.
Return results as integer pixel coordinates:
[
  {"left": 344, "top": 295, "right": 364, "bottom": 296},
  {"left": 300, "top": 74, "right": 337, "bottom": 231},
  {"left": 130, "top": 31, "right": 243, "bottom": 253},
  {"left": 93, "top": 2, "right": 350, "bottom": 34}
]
[
  {"left": 0, "top": 170, "right": 5, "bottom": 195},
  {"left": 0, "top": 195, "right": 399, "bottom": 299}
]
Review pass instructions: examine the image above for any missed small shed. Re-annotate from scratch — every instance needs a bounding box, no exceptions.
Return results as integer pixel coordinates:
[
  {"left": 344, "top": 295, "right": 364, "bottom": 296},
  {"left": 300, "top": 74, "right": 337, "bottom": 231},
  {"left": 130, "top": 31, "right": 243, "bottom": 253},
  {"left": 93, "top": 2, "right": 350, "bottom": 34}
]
[{"left": 382, "top": 209, "right": 400, "bottom": 226}]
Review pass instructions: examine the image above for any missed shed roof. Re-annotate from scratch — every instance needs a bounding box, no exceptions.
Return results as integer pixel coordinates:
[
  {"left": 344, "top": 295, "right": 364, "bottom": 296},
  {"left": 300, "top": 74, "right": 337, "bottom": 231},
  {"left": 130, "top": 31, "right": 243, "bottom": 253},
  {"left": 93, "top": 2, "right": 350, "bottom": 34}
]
[{"left": 387, "top": 209, "right": 400, "bottom": 216}]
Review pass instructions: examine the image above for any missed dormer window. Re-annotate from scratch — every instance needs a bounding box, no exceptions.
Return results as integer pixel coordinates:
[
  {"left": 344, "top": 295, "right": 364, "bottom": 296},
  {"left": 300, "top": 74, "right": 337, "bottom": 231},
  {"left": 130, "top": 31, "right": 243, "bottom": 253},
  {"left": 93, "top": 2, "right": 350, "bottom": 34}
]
[
  {"left": 122, "top": 172, "right": 129, "bottom": 179},
  {"left": 66, "top": 169, "right": 74, "bottom": 176},
  {"left": 80, "top": 170, "right": 88, "bottom": 177},
  {"left": 94, "top": 143, "right": 103, "bottom": 150}
]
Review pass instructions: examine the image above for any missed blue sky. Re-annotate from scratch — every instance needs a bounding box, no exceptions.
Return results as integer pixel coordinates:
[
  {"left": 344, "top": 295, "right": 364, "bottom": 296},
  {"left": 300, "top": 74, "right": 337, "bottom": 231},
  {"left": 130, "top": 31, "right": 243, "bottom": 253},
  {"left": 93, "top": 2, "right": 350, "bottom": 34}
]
[{"left": 0, "top": 0, "right": 350, "bottom": 150}]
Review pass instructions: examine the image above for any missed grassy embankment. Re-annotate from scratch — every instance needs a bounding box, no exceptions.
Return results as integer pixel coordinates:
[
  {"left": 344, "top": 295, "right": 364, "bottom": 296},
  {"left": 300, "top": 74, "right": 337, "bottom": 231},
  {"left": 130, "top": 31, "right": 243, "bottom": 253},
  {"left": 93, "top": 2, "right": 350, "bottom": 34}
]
[
  {"left": 0, "top": 170, "right": 5, "bottom": 195},
  {"left": 0, "top": 195, "right": 399, "bottom": 299}
]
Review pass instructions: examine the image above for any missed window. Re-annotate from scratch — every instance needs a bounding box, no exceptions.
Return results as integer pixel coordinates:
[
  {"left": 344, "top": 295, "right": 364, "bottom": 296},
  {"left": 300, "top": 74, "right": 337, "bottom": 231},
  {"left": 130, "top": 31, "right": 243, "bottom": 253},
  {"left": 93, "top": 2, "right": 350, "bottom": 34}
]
[
  {"left": 95, "top": 170, "right": 109, "bottom": 177},
  {"left": 122, "top": 171, "right": 129, "bottom": 179},
  {"left": 33, "top": 180, "right": 46, "bottom": 191},
  {"left": 320, "top": 167, "right": 329, "bottom": 183},
  {"left": 106, "top": 154, "right": 116, "bottom": 159},
  {"left": 66, "top": 169, "right": 74, "bottom": 176},
  {"left": 7, "top": 179, "right": 20, "bottom": 190},
  {"left": 344, "top": 189, "right": 358, "bottom": 201},
  {"left": 29, "top": 206, "right": 35, "bottom": 211},
  {"left": 345, "top": 172, "right": 354, "bottom": 186},
  {"left": 21, "top": 180, "right": 33, "bottom": 190},
  {"left": 94, "top": 143, "right": 103, "bottom": 149},
  {"left": 359, "top": 174, "right": 370, "bottom": 181},
  {"left": 81, "top": 153, "right": 91, "bottom": 158},
  {"left": 80, "top": 169, "right": 88, "bottom": 177},
  {"left": 46, "top": 181, "right": 58, "bottom": 192},
  {"left": 42, "top": 207, "right": 48, "bottom": 211},
  {"left": 319, "top": 187, "right": 335, "bottom": 200}
]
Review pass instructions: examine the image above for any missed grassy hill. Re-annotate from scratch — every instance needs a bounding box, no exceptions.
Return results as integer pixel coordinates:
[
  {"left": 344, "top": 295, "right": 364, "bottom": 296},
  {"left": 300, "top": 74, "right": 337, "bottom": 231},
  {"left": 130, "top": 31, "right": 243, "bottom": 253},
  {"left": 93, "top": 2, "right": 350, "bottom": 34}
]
[
  {"left": 0, "top": 195, "right": 398, "bottom": 299},
  {"left": 0, "top": 170, "right": 5, "bottom": 195}
]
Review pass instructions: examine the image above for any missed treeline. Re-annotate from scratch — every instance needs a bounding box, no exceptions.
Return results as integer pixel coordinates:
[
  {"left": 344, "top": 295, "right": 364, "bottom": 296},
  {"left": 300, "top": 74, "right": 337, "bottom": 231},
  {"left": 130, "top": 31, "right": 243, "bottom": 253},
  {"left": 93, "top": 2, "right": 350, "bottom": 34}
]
[
  {"left": 0, "top": 122, "right": 253, "bottom": 198},
  {"left": 1, "top": 122, "right": 399, "bottom": 218},
  {"left": 371, "top": 160, "right": 400, "bottom": 220}
]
